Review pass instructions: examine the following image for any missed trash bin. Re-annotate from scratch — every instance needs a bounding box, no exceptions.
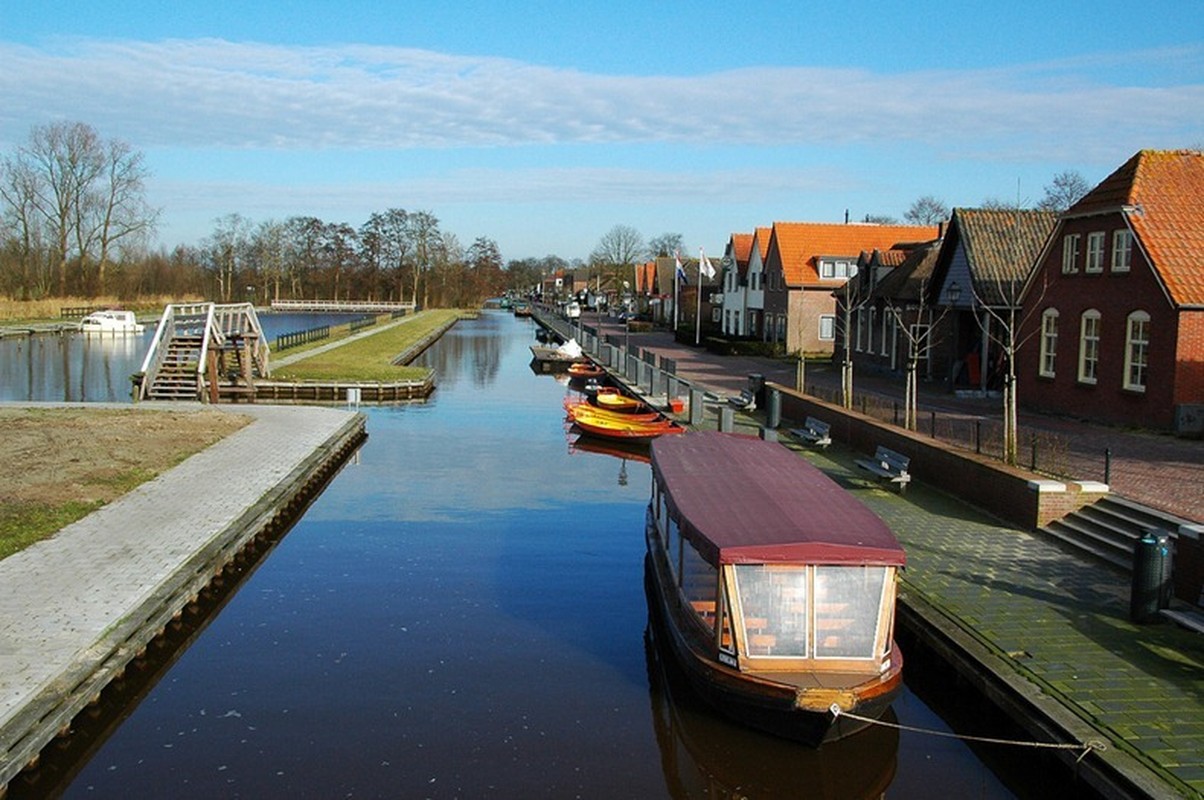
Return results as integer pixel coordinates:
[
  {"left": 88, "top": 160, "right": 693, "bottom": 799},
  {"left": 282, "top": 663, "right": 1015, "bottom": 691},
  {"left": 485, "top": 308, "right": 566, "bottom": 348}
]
[
  {"left": 1130, "top": 531, "right": 1172, "bottom": 624},
  {"left": 748, "top": 373, "right": 765, "bottom": 405}
]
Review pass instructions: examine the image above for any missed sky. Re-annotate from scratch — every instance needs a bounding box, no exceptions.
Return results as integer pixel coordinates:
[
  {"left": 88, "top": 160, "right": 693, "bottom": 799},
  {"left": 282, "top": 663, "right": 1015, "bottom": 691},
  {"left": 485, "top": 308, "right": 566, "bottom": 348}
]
[{"left": 2, "top": 1, "right": 1202, "bottom": 262}]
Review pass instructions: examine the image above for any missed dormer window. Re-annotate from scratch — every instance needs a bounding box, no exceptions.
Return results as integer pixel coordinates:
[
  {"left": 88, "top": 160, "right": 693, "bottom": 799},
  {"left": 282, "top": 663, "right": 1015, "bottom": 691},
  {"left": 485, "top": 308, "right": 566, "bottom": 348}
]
[{"left": 819, "top": 260, "right": 854, "bottom": 279}]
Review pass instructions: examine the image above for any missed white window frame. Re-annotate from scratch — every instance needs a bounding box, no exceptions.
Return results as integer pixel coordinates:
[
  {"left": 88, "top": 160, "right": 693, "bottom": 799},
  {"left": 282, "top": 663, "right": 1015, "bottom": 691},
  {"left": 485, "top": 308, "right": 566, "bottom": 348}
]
[
  {"left": 1085, "top": 232, "right": 1105, "bottom": 273},
  {"left": 1062, "top": 234, "right": 1080, "bottom": 274},
  {"left": 854, "top": 308, "right": 865, "bottom": 351},
  {"left": 1111, "top": 229, "right": 1132, "bottom": 273},
  {"left": 1123, "top": 311, "right": 1149, "bottom": 392},
  {"left": 819, "top": 315, "right": 836, "bottom": 341},
  {"left": 1078, "top": 310, "right": 1101, "bottom": 384},
  {"left": 1039, "top": 308, "right": 1058, "bottom": 378}
]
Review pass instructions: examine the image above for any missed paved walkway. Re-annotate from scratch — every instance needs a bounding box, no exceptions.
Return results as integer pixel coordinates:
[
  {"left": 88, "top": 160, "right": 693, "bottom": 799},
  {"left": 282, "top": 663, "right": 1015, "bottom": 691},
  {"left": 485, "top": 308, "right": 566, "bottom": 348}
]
[
  {"left": 0, "top": 403, "right": 362, "bottom": 790},
  {"left": 590, "top": 319, "right": 1203, "bottom": 525}
]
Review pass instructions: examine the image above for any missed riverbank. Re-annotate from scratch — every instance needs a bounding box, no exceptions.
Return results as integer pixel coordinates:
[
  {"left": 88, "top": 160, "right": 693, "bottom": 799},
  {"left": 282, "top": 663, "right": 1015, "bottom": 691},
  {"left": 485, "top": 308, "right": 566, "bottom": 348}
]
[{"left": 0, "top": 404, "right": 366, "bottom": 793}]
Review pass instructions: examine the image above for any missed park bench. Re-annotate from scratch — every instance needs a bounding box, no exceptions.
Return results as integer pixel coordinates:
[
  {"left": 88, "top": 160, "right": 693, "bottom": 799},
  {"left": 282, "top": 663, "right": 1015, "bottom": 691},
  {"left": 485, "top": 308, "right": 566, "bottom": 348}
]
[
  {"left": 856, "top": 445, "right": 911, "bottom": 492},
  {"left": 727, "top": 389, "right": 756, "bottom": 411},
  {"left": 788, "top": 417, "right": 831, "bottom": 449}
]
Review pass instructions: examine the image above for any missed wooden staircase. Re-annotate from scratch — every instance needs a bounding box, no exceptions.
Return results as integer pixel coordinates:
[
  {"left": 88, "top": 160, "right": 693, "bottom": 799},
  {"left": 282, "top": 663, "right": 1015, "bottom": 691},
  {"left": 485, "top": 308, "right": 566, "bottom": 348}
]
[{"left": 136, "top": 303, "right": 269, "bottom": 402}]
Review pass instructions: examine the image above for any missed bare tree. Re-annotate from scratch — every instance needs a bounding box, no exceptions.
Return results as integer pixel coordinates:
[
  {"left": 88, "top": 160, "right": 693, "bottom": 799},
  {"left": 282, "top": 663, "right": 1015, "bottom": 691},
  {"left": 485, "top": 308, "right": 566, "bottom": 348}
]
[
  {"left": 406, "top": 210, "right": 442, "bottom": 308},
  {"left": 1037, "top": 170, "right": 1090, "bottom": 213},
  {"left": 904, "top": 195, "right": 950, "bottom": 226},
  {"left": 647, "top": 232, "right": 684, "bottom": 258},
  {"left": 591, "top": 224, "right": 644, "bottom": 301},
  {"left": 1, "top": 122, "right": 157, "bottom": 296},
  {"left": 883, "top": 280, "right": 951, "bottom": 430},
  {"left": 202, "top": 213, "right": 252, "bottom": 302}
]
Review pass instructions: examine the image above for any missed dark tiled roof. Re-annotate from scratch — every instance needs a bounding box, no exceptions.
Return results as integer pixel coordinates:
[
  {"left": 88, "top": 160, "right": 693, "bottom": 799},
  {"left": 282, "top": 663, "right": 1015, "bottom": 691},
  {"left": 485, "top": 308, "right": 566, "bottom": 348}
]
[
  {"left": 953, "top": 208, "right": 1057, "bottom": 306},
  {"left": 870, "top": 240, "right": 943, "bottom": 302}
]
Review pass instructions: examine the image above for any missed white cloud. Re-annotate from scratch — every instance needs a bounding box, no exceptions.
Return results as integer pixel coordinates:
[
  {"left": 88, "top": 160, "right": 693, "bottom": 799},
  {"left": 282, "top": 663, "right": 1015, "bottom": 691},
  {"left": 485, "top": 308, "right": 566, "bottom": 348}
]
[{"left": 2, "top": 38, "right": 1201, "bottom": 154}]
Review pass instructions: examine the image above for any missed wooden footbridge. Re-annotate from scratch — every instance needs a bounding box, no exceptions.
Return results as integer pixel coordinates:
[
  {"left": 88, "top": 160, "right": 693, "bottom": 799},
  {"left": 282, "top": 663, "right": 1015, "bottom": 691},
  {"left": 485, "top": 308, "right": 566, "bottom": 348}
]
[{"left": 135, "top": 302, "right": 270, "bottom": 402}]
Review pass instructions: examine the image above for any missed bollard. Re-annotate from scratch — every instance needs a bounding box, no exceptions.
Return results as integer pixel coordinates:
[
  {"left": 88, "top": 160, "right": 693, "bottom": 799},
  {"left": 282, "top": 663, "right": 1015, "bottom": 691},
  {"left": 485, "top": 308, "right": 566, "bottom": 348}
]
[
  {"left": 767, "top": 388, "right": 781, "bottom": 429},
  {"left": 719, "top": 406, "right": 734, "bottom": 433},
  {"left": 759, "top": 426, "right": 778, "bottom": 442},
  {"left": 689, "top": 388, "right": 706, "bottom": 426}
]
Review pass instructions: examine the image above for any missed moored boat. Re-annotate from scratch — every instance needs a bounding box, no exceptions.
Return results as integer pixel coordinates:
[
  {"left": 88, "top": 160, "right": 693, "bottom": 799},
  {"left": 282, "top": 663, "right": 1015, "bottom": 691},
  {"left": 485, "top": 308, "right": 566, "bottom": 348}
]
[
  {"left": 645, "top": 431, "right": 906, "bottom": 746},
  {"left": 78, "top": 309, "right": 145, "bottom": 334},
  {"left": 569, "top": 403, "right": 684, "bottom": 441},
  {"left": 566, "top": 361, "right": 605, "bottom": 380},
  {"left": 592, "top": 387, "right": 648, "bottom": 414},
  {"left": 564, "top": 399, "right": 665, "bottom": 425}
]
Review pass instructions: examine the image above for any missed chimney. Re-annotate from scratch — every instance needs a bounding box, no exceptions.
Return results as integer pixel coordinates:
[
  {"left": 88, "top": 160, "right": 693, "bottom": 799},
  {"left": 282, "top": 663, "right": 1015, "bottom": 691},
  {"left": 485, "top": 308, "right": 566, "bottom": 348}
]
[{"left": 844, "top": 209, "right": 850, "bottom": 224}]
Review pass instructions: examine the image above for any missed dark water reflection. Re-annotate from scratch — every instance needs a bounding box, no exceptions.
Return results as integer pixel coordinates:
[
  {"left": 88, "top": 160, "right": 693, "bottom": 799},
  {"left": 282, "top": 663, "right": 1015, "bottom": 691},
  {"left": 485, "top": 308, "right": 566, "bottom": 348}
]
[{"left": 16, "top": 311, "right": 1016, "bottom": 798}]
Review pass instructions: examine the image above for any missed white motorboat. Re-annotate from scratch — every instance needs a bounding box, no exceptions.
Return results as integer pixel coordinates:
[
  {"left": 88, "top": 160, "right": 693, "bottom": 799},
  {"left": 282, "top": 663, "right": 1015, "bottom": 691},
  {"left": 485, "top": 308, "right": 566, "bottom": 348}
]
[{"left": 78, "top": 309, "right": 145, "bottom": 334}]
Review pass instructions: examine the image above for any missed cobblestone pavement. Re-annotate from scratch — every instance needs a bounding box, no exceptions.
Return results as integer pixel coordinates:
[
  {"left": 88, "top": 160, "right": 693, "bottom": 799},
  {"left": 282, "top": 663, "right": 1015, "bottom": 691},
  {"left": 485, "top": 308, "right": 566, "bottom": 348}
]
[{"left": 588, "top": 320, "right": 1202, "bottom": 525}]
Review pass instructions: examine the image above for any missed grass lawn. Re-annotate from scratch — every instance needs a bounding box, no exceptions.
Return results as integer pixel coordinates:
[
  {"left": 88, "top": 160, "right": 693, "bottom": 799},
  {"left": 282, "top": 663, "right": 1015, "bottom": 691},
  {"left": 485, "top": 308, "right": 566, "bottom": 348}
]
[{"left": 269, "top": 309, "right": 462, "bottom": 382}]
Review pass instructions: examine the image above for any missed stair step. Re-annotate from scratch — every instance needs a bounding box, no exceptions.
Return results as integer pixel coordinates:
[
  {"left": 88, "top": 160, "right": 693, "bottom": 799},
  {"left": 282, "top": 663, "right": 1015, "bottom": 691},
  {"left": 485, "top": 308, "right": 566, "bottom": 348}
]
[{"left": 1040, "top": 522, "right": 1131, "bottom": 571}]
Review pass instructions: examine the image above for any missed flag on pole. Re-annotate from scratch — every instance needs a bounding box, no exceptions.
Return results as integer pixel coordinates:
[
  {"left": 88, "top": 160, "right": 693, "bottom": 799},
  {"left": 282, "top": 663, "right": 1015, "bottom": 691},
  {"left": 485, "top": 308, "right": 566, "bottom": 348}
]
[
  {"left": 699, "top": 248, "right": 716, "bottom": 280},
  {"left": 675, "top": 252, "right": 687, "bottom": 284}
]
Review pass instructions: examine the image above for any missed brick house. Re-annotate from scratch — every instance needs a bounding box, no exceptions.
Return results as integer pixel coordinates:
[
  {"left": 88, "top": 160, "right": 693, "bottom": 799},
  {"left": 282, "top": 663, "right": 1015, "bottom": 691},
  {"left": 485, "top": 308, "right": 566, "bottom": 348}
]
[
  {"left": 762, "top": 221, "right": 939, "bottom": 355},
  {"left": 841, "top": 239, "right": 943, "bottom": 380},
  {"left": 1016, "top": 149, "right": 1204, "bottom": 435},
  {"left": 930, "top": 208, "right": 1058, "bottom": 393}
]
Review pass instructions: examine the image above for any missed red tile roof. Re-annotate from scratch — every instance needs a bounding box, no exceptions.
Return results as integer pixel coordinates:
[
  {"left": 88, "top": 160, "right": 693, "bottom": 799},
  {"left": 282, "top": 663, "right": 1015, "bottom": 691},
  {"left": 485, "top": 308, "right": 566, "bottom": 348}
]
[
  {"left": 1069, "top": 149, "right": 1204, "bottom": 306},
  {"left": 729, "top": 233, "right": 753, "bottom": 267},
  {"left": 769, "top": 222, "right": 940, "bottom": 286}
]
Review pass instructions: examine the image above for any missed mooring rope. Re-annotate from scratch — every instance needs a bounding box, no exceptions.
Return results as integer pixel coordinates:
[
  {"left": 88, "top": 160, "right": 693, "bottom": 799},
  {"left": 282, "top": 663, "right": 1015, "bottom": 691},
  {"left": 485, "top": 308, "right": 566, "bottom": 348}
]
[{"left": 829, "top": 704, "right": 1107, "bottom": 763}]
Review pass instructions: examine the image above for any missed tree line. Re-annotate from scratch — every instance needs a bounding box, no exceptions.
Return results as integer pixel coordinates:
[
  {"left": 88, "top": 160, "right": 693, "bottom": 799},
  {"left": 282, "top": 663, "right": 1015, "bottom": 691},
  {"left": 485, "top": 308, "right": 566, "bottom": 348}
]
[{"left": 0, "top": 121, "right": 511, "bottom": 307}]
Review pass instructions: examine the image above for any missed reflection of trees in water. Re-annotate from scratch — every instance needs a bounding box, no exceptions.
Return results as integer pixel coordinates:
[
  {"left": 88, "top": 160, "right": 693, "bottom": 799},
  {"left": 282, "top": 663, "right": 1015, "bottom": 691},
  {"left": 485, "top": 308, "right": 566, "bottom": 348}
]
[
  {"left": 418, "top": 315, "right": 507, "bottom": 388},
  {"left": 0, "top": 331, "right": 146, "bottom": 402}
]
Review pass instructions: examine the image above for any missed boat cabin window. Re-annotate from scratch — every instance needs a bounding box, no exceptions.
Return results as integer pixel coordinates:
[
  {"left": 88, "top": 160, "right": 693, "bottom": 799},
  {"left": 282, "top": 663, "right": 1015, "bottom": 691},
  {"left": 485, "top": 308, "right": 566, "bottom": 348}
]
[
  {"left": 732, "top": 565, "right": 809, "bottom": 658},
  {"left": 666, "top": 515, "right": 681, "bottom": 580},
  {"left": 730, "top": 564, "right": 891, "bottom": 661},
  {"left": 680, "top": 538, "right": 718, "bottom": 625},
  {"left": 814, "top": 566, "right": 888, "bottom": 659}
]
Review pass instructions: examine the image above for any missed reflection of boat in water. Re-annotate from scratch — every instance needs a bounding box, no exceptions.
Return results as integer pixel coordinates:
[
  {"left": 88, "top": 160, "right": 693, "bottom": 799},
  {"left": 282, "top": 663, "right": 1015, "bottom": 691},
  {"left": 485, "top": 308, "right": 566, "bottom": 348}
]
[
  {"left": 567, "top": 432, "right": 652, "bottom": 464},
  {"left": 78, "top": 310, "right": 144, "bottom": 334},
  {"left": 644, "top": 616, "right": 899, "bottom": 799},
  {"left": 645, "top": 431, "right": 905, "bottom": 746}
]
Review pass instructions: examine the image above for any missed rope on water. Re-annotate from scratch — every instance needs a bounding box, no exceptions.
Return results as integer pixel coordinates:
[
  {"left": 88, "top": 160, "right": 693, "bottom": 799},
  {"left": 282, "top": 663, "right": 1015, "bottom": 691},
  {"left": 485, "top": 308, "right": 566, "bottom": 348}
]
[{"left": 829, "top": 704, "right": 1107, "bottom": 763}]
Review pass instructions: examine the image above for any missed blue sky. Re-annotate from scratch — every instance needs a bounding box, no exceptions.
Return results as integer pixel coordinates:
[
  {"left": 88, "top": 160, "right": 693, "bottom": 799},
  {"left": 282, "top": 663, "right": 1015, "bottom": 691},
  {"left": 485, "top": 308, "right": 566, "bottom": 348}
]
[{"left": 2, "top": 0, "right": 1202, "bottom": 261}]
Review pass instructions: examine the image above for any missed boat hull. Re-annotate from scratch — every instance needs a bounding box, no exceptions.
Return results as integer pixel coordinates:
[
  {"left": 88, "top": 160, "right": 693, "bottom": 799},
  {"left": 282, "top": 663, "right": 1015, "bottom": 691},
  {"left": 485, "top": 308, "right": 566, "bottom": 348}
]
[{"left": 643, "top": 543, "right": 902, "bottom": 747}]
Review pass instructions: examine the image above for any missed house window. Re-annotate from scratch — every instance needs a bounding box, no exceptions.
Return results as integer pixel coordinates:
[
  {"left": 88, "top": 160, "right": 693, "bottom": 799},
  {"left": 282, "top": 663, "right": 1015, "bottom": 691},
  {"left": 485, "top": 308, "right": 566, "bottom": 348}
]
[
  {"left": 1085, "top": 232, "right": 1105, "bottom": 273},
  {"left": 819, "top": 315, "right": 836, "bottom": 341},
  {"left": 1124, "top": 311, "right": 1149, "bottom": 392},
  {"left": 819, "top": 260, "right": 853, "bottom": 279},
  {"left": 1039, "top": 308, "right": 1058, "bottom": 377},
  {"left": 1078, "top": 310, "right": 1101, "bottom": 384},
  {"left": 1062, "top": 234, "right": 1080, "bottom": 274},
  {"left": 775, "top": 314, "right": 786, "bottom": 342},
  {"left": 880, "top": 310, "right": 891, "bottom": 356},
  {"left": 1112, "top": 230, "right": 1132, "bottom": 273},
  {"left": 854, "top": 309, "right": 865, "bottom": 351}
]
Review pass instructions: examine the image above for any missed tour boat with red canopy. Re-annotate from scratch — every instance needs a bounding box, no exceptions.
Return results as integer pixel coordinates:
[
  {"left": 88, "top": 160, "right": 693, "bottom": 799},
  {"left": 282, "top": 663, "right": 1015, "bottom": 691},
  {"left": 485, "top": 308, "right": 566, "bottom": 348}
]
[{"left": 645, "top": 431, "right": 906, "bottom": 746}]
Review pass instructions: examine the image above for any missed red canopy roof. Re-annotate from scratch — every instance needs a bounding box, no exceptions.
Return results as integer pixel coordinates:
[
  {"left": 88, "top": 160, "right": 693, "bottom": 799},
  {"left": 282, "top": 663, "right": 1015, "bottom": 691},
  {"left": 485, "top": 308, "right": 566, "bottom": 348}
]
[{"left": 650, "top": 432, "right": 905, "bottom": 567}]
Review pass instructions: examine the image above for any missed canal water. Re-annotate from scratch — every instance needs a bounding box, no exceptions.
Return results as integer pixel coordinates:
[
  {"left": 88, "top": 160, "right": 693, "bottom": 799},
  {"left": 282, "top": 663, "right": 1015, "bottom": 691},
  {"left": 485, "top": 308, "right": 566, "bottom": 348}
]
[{"left": 8, "top": 311, "right": 1024, "bottom": 798}]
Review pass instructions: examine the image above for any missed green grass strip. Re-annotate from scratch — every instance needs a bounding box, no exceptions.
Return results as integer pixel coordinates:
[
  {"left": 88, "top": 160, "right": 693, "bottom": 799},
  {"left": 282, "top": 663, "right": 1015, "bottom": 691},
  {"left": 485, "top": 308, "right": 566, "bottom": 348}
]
[{"left": 270, "top": 309, "right": 460, "bottom": 382}]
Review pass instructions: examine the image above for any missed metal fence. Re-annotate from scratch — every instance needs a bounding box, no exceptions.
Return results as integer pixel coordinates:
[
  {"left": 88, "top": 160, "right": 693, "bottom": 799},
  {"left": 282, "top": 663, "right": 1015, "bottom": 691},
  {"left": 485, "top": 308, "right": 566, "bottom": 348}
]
[{"left": 804, "top": 382, "right": 1074, "bottom": 480}]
